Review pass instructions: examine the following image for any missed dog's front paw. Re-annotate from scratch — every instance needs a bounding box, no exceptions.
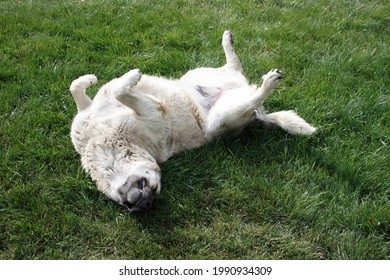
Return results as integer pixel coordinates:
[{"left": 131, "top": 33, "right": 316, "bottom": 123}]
[
  {"left": 71, "top": 74, "right": 98, "bottom": 90},
  {"left": 262, "top": 69, "right": 283, "bottom": 89},
  {"left": 120, "top": 69, "right": 142, "bottom": 88}
]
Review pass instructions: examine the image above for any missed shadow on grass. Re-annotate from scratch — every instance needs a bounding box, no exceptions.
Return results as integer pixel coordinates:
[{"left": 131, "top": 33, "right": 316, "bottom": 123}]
[{"left": 131, "top": 127, "right": 304, "bottom": 227}]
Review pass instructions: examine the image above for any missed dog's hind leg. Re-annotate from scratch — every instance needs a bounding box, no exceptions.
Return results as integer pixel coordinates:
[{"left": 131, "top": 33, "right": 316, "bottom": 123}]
[
  {"left": 112, "top": 69, "right": 163, "bottom": 117},
  {"left": 70, "top": 74, "right": 97, "bottom": 111},
  {"left": 222, "top": 30, "right": 243, "bottom": 73},
  {"left": 204, "top": 69, "right": 283, "bottom": 139},
  {"left": 253, "top": 70, "right": 316, "bottom": 135}
]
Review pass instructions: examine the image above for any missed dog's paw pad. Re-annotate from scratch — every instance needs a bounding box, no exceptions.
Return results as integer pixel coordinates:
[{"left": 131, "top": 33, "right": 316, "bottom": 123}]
[{"left": 262, "top": 69, "right": 283, "bottom": 88}]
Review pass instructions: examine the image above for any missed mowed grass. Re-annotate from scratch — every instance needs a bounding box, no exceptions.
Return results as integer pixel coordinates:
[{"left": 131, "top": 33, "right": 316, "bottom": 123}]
[{"left": 0, "top": 0, "right": 389, "bottom": 259}]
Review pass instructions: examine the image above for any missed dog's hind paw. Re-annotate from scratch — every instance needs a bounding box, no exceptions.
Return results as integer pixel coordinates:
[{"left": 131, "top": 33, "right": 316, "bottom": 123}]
[
  {"left": 222, "top": 30, "right": 234, "bottom": 47},
  {"left": 262, "top": 69, "right": 283, "bottom": 89}
]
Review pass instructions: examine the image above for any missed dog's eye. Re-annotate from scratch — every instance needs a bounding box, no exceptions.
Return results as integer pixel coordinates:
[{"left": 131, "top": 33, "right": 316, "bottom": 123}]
[{"left": 138, "top": 178, "right": 147, "bottom": 189}]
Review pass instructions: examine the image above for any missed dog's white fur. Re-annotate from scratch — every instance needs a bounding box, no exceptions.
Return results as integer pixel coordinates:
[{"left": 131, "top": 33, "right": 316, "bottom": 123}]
[{"left": 70, "top": 31, "right": 316, "bottom": 212}]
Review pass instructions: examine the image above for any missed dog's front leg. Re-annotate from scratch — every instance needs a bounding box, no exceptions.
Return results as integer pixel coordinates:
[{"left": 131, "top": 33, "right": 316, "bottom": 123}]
[{"left": 113, "top": 69, "right": 162, "bottom": 117}]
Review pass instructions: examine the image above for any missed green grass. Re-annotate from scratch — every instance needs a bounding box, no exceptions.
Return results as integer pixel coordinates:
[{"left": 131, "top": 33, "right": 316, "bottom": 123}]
[{"left": 0, "top": 0, "right": 389, "bottom": 259}]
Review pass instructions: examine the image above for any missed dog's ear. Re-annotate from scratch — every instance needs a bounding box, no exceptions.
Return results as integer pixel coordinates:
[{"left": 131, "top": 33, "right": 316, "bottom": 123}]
[
  {"left": 82, "top": 137, "right": 137, "bottom": 177},
  {"left": 81, "top": 137, "right": 130, "bottom": 197},
  {"left": 82, "top": 140, "right": 117, "bottom": 176}
]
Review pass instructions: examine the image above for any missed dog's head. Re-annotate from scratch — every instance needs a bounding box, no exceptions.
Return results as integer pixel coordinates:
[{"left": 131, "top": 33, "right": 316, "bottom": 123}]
[{"left": 83, "top": 140, "right": 161, "bottom": 212}]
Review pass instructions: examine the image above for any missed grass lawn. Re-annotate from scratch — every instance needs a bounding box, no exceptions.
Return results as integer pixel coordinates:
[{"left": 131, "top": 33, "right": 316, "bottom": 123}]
[{"left": 0, "top": 0, "right": 389, "bottom": 259}]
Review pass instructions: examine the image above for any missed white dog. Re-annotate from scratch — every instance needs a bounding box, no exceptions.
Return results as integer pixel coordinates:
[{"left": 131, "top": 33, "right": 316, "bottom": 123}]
[{"left": 70, "top": 30, "right": 316, "bottom": 212}]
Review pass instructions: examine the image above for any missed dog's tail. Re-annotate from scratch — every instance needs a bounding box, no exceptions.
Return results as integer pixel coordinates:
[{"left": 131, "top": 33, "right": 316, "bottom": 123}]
[
  {"left": 256, "top": 110, "right": 316, "bottom": 135},
  {"left": 69, "top": 74, "right": 97, "bottom": 111}
]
